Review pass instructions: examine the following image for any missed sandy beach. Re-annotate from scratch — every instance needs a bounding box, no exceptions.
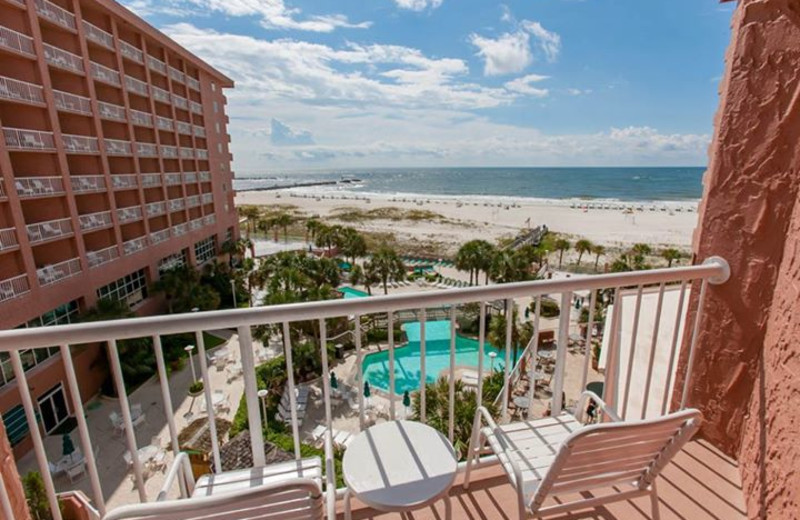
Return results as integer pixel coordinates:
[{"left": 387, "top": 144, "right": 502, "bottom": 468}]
[{"left": 235, "top": 189, "right": 698, "bottom": 256}]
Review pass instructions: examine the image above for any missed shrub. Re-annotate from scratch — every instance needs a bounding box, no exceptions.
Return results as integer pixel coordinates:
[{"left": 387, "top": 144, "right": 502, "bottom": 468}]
[
  {"left": 534, "top": 298, "right": 560, "bottom": 318},
  {"left": 189, "top": 381, "right": 204, "bottom": 394},
  {"left": 23, "top": 472, "right": 52, "bottom": 520}
]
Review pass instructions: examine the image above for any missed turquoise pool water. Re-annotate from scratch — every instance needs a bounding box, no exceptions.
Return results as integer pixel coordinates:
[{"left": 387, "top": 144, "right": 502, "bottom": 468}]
[
  {"left": 362, "top": 321, "right": 507, "bottom": 393},
  {"left": 339, "top": 286, "right": 370, "bottom": 299}
]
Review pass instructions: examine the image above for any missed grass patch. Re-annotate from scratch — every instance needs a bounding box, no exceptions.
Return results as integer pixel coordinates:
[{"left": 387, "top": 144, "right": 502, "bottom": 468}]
[{"left": 331, "top": 206, "right": 445, "bottom": 223}]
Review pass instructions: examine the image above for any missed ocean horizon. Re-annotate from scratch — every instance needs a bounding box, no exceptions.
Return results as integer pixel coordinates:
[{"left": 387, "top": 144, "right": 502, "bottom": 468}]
[{"left": 233, "top": 166, "right": 705, "bottom": 203}]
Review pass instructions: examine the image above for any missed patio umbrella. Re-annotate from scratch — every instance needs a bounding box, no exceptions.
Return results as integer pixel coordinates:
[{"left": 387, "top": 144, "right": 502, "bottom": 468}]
[
  {"left": 62, "top": 433, "right": 75, "bottom": 459},
  {"left": 330, "top": 372, "right": 338, "bottom": 390},
  {"left": 402, "top": 390, "right": 411, "bottom": 418},
  {"left": 363, "top": 381, "right": 371, "bottom": 406}
]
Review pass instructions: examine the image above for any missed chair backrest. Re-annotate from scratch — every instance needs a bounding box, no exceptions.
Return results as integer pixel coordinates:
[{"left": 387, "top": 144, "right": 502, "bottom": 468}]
[
  {"left": 102, "top": 478, "right": 324, "bottom": 520},
  {"left": 532, "top": 409, "right": 701, "bottom": 510}
]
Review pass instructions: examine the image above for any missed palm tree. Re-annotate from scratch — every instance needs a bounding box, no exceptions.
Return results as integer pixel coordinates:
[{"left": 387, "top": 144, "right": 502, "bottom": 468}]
[
  {"left": 272, "top": 213, "right": 294, "bottom": 243},
  {"left": 152, "top": 265, "right": 221, "bottom": 313},
  {"left": 455, "top": 241, "right": 481, "bottom": 285},
  {"left": 574, "top": 239, "right": 593, "bottom": 266},
  {"left": 349, "top": 263, "right": 364, "bottom": 287},
  {"left": 256, "top": 217, "right": 275, "bottom": 241},
  {"left": 473, "top": 240, "right": 496, "bottom": 284},
  {"left": 487, "top": 307, "right": 535, "bottom": 370},
  {"left": 315, "top": 224, "right": 341, "bottom": 255},
  {"left": 554, "top": 238, "right": 570, "bottom": 268},
  {"left": 238, "top": 205, "right": 261, "bottom": 237},
  {"left": 592, "top": 244, "right": 606, "bottom": 272},
  {"left": 305, "top": 217, "right": 321, "bottom": 243},
  {"left": 631, "top": 243, "right": 652, "bottom": 270},
  {"left": 366, "top": 246, "right": 406, "bottom": 294},
  {"left": 337, "top": 227, "right": 367, "bottom": 265},
  {"left": 490, "top": 249, "right": 530, "bottom": 284},
  {"left": 661, "top": 248, "right": 682, "bottom": 267}
]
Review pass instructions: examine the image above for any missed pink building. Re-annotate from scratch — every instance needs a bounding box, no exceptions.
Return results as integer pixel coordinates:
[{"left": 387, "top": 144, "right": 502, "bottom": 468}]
[{"left": 0, "top": 0, "right": 237, "bottom": 457}]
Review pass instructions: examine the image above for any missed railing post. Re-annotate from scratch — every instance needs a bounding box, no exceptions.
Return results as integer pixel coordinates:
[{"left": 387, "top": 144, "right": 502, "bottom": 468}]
[
  {"left": 388, "top": 311, "right": 396, "bottom": 421},
  {"left": 681, "top": 278, "right": 709, "bottom": 409},
  {"left": 580, "top": 290, "right": 596, "bottom": 393},
  {"left": 501, "top": 299, "right": 513, "bottom": 420},
  {"left": 552, "top": 291, "right": 572, "bottom": 415},
  {"left": 527, "top": 296, "right": 542, "bottom": 417},
  {"left": 195, "top": 330, "right": 221, "bottom": 473},
  {"left": 603, "top": 287, "right": 623, "bottom": 414},
  {"left": 152, "top": 336, "right": 187, "bottom": 498},
  {"left": 282, "top": 322, "right": 302, "bottom": 459},
  {"left": 419, "top": 309, "right": 426, "bottom": 423},
  {"left": 621, "top": 285, "right": 644, "bottom": 419},
  {"left": 448, "top": 306, "right": 456, "bottom": 443},
  {"left": 662, "top": 281, "right": 688, "bottom": 415},
  {"left": 477, "top": 302, "right": 486, "bottom": 406},
  {"left": 641, "top": 283, "right": 666, "bottom": 419},
  {"left": 237, "top": 325, "right": 265, "bottom": 466},
  {"left": 354, "top": 315, "right": 365, "bottom": 430}
]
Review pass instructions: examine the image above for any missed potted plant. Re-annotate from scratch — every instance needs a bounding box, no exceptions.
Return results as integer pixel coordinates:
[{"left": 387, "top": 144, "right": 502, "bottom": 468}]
[{"left": 188, "top": 380, "right": 204, "bottom": 397}]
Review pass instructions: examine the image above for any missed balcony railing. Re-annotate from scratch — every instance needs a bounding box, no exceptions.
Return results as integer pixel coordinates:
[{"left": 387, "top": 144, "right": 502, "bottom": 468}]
[
  {"left": 141, "top": 174, "right": 161, "bottom": 188},
  {"left": 193, "top": 124, "right": 206, "bottom": 138},
  {"left": 203, "top": 213, "right": 216, "bottom": 225},
  {"left": 119, "top": 39, "right": 143, "bottom": 64},
  {"left": 189, "top": 218, "right": 203, "bottom": 230},
  {"left": 71, "top": 175, "right": 105, "bottom": 193},
  {"left": 53, "top": 89, "right": 91, "bottom": 115},
  {"left": 164, "top": 173, "right": 181, "bottom": 185},
  {"left": 82, "top": 20, "right": 113, "bottom": 49},
  {"left": 27, "top": 217, "right": 72, "bottom": 244},
  {"left": 129, "top": 108, "right": 153, "bottom": 127},
  {"left": 168, "top": 65, "right": 184, "bottom": 83},
  {"left": 3, "top": 128, "right": 56, "bottom": 150},
  {"left": 156, "top": 116, "right": 173, "bottom": 132},
  {"left": 147, "top": 55, "right": 167, "bottom": 75},
  {"left": 0, "top": 25, "right": 35, "bottom": 56},
  {"left": 122, "top": 236, "right": 147, "bottom": 256},
  {"left": 179, "top": 147, "right": 194, "bottom": 159},
  {"left": 78, "top": 210, "right": 112, "bottom": 232},
  {"left": 111, "top": 174, "right": 137, "bottom": 190},
  {"left": 87, "top": 245, "right": 118, "bottom": 268},
  {"left": 152, "top": 85, "right": 170, "bottom": 103},
  {"left": 33, "top": 0, "right": 76, "bottom": 31},
  {"left": 0, "top": 75, "right": 44, "bottom": 105},
  {"left": 15, "top": 176, "right": 64, "bottom": 198},
  {"left": 184, "top": 172, "right": 198, "bottom": 183},
  {"left": 135, "top": 142, "right": 157, "bottom": 157},
  {"left": 199, "top": 171, "right": 211, "bottom": 182},
  {"left": 149, "top": 228, "right": 170, "bottom": 245},
  {"left": 97, "top": 100, "right": 126, "bottom": 122},
  {"left": 117, "top": 205, "right": 143, "bottom": 223},
  {"left": 90, "top": 61, "right": 120, "bottom": 86},
  {"left": 146, "top": 201, "right": 166, "bottom": 216},
  {"left": 0, "top": 227, "right": 18, "bottom": 251},
  {"left": 196, "top": 149, "right": 209, "bottom": 160},
  {"left": 176, "top": 121, "right": 192, "bottom": 135},
  {"left": 37, "top": 257, "right": 81, "bottom": 286},
  {"left": 201, "top": 193, "right": 213, "bottom": 204},
  {"left": 172, "top": 222, "right": 188, "bottom": 235},
  {"left": 124, "top": 75, "right": 149, "bottom": 97},
  {"left": 62, "top": 133, "right": 99, "bottom": 153},
  {"left": 161, "top": 145, "right": 178, "bottom": 158},
  {"left": 0, "top": 274, "right": 29, "bottom": 303},
  {"left": 186, "top": 76, "right": 201, "bottom": 91},
  {"left": 172, "top": 94, "right": 189, "bottom": 110},
  {"left": 190, "top": 100, "right": 203, "bottom": 115},
  {"left": 186, "top": 194, "right": 200, "bottom": 208},
  {"left": 43, "top": 43, "right": 83, "bottom": 73},
  {"left": 0, "top": 258, "right": 732, "bottom": 520},
  {"left": 168, "top": 198, "right": 184, "bottom": 211},
  {"left": 104, "top": 138, "right": 131, "bottom": 156}
]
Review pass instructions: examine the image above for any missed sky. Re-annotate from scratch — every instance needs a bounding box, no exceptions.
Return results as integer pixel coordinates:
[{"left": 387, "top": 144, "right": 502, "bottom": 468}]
[{"left": 121, "top": 0, "right": 736, "bottom": 172}]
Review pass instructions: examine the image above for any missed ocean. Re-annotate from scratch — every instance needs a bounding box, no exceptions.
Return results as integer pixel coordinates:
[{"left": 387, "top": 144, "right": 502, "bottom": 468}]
[{"left": 233, "top": 167, "right": 704, "bottom": 203}]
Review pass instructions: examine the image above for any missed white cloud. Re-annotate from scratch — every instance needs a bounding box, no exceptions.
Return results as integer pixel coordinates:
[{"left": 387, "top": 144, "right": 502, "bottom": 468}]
[
  {"left": 470, "top": 14, "right": 561, "bottom": 76},
  {"left": 566, "top": 88, "right": 591, "bottom": 95},
  {"left": 271, "top": 119, "right": 314, "bottom": 145},
  {"left": 504, "top": 74, "right": 550, "bottom": 97},
  {"left": 520, "top": 21, "right": 561, "bottom": 62},
  {"left": 393, "top": 0, "right": 443, "bottom": 11}
]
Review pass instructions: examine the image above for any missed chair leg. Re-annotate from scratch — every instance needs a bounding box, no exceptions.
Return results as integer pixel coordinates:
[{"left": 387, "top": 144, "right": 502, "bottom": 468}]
[
  {"left": 649, "top": 481, "right": 661, "bottom": 520},
  {"left": 463, "top": 411, "right": 483, "bottom": 490}
]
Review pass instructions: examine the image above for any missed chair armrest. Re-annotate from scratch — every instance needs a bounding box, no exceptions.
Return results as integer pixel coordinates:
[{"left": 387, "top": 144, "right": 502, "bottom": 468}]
[
  {"left": 156, "top": 452, "right": 195, "bottom": 501},
  {"left": 475, "top": 406, "right": 500, "bottom": 432},
  {"left": 322, "top": 428, "right": 336, "bottom": 520},
  {"left": 577, "top": 391, "right": 622, "bottom": 423}
]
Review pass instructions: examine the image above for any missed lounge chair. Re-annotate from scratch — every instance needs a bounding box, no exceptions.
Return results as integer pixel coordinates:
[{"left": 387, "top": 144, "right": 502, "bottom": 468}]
[{"left": 464, "top": 391, "right": 702, "bottom": 520}]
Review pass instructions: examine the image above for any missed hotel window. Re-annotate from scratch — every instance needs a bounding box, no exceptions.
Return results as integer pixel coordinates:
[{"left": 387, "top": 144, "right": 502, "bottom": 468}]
[
  {"left": 211, "top": 82, "right": 216, "bottom": 92},
  {"left": 158, "top": 250, "right": 188, "bottom": 274},
  {"left": 194, "top": 236, "right": 216, "bottom": 264},
  {"left": 225, "top": 228, "right": 233, "bottom": 243},
  {"left": 217, "top": 143, "right": 223, "bottom": 153},
  {"left": 213, "top": 100, "right": 218, "bottom": 113},
  {"left": 97, "top": 269, "right": 148, "bottom": 308},
  {"left": 215, "top": 122, "right": 220, "bottom": 134}
]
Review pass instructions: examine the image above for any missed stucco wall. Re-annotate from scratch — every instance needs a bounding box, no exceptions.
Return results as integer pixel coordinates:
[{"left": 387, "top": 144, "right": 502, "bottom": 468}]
[
  {"left": 0, "top": 420, "right": 30, "bottom": 520},
  {"left": 678, "top": 1, "right": 800, "bottom": 518}
]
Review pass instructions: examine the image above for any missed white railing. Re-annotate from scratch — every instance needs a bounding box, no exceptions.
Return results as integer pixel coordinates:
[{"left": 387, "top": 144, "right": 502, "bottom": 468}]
[
  {"left": 123, "top": 236, "right": 147, "bottom": 256},
  {"left": 90, "top": 61, "right": 120, "bottom": 86},
  {"left": 97, "top": 101, "right": 126, "bottom": 121},
  {"left": 111, "top": 174, "right": 137, "bottom": 190},
  {"left": 199, "top": 171, "right": 211, "bottom": 182},
  {"left": 190, "top": 100, "right": 203, "bottom": 115},
  {"left": 43, "top": 43, "right": 83, "bottom": 73},
  {"left": 172, "top": 94, "right": 189, "bottom": 110},
  {"left": 149, "top": 228, "right": 170, "bottom": 245},
  {"left": 0, "top": 258, "right": 731, "bottom": 519},
  {"left": 117, "top": 205, "right": 143, "bottom": 223},
  {"left": 82, "top": 20, "right": 113, "bottom": 49},
  {"left": 130, "top": 109, "right": 153, "bottom": 127},
  {"left": 71, "top": 175, "right": 105, "bottom": 193},
  {"left": 147, "top": 55, "right": 167, "bottom": 75},
  {"left": 184, "top": 172, "right": 197, "bottom": 183},
  {"left": 156, "top": 116, "right": 173, "bottom": 131},
  {"left": 0, "top": 25, "right": 35, "bottom": 56},
  {"left": 3, "top": 128, "right": 56, "bottom": 150},
  {"left": 168, "top": 65, "right": 184, "bottom": 83},
  {"left": 15, "top": 176, "right": 64, "bottom": 197},
  {"left": 0, "top": 75, "right": 44, "bottom": 105},
  {"left": 146, "top": 201, "right": 166, "bottom": 216},
  {"left": 168, "top": 198, "right": 184, "bottom": 211},
  {"left": 37, "top": 257, "right": 81, "bottom": 286},
  {"left": 136, "top": 142, "right": 157, "bottom": 157},
  {"left": 87, "top": 245, "right": 118, "bottom": 268},
  {"left": 0, "top": 274, "right": 29, "bottom": 303},
  {"left": 125, "top": 76, "right": 149, "bottom": 97},
  {"left": 201, "top": 193, "right": 213, "bottom": 204},
  {"left": 179, "top": 147, "right": 194, "bottom": 159},
  {"left": 119, "top": 39, "right": 143, "bottom": 64},
  {"left": 104, "top": 138, "right": 132, "bottom": 156},
  {"left": 62, "top": 133, "right": 99, "bottom": 153},
  {"left": 0, "top": 227, "right": 18, "bottom": 251},
  {"left": 176, "top": 121, "right": 192, "bottom": 135},
  {"left": 53, "top": 89, "right": 92, "bottom": 115},
  {"left": 172, "top": 222, "right": 188, "bottom": 235},
  {"left": 196, "top": 149, "right": 209, "bottom": 160},
  {"left": 34, "top": 0, "right": 76, "bottom": 30},
  {"left": 78, "top": 210, "right": 112, "bottom": 231},
  {"left": 186, "top": 76, "right": 201, "bottom": 91},
  {"left": 152, "top": 86, "right": 170, "bottom": 103},
  {"left": 141, "top": 174, "right": 161, "bottom": 188},
  {"left": 203, "top": 213, "right": 216, "bottom": 225},
  {"left": 164, "top": 172, "right": 181, "bottom": 185},
  {"left": 189, "top": 218, "right": 203, "bottom": 230},
  {"left": 161, "top": 145, "right": 178, "bottom": 158},
  {"left": 193, "top": 125, "right": 206, "bottom": 138},
  {"left": 186, "top": 194, "right": 200, "bottom": 207}
]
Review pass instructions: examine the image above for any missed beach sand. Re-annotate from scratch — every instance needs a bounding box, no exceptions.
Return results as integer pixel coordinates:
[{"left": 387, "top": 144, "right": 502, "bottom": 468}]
[{"left": 235, "top": 189, "right": 698, "bottom": 256}]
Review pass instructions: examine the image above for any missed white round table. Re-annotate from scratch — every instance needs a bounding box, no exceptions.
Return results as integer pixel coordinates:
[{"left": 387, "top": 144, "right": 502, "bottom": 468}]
[{"left": 342, "top": 420, "right": 457, "bottom": 519}]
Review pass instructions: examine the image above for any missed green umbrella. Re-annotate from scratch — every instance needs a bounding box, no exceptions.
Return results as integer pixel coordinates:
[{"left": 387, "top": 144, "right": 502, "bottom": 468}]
[
  {"left": 330, "top": 372, "right": 338, "bottom": 390},
  {"left": 402, "top": 390, "right": 411, "bottom": 418},
  {"left": 363, "top": 381, "right": 371, "bottom": 399},
  {"left": 62, "top": 433, "right": 75, "bottom": 458}
]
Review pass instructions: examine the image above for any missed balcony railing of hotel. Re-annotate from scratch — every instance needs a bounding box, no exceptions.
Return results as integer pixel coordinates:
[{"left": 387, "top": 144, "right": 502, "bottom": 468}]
[
  {"left": 186, "top": 76, "right": 201, "bottom": 91},
  {"left": 168, "top": 65, "right": 184, "bottom": 83},
  {"left": 155, "top": 115, "right": 173, "bottom": 132},
  {"left": 141, "top": 174, "right": 161, "bottom": 188},
  {"left": 124, "top": 75, "right": 149, "bottom": 97},
  {"left": 146, "top": 201, "right": 166, "bottom": 217},
  {"left": 53, "top": 89, "right": 92, "bottom": 115},
  {"left": 199, "top": 171, "right": 211, "bottom": 182},
  {"left": 37, "top": 257, "right": 81, "bottom": 286},
  {"left": 203, "top": 213, "right": 216, "bottom": 225},
  {"left": 97, "top": 101, "right": 126, "bottom": 122},
  {"left": 172, "top": 222, "right": 188, "bottom": 236},
  {"left": 111, "top": 174, "right": 138, "bottom": 190},
  {"left": 179, "top": 147, "right": 194, "bottom": 159},
  {"left": 0, "top": 274, "right": 29, "bottom": 304},
  {"left": 184, "top": 172, "right": 198, "bottom": 183},
  {"left": 43, "top": 44, "right": 83, "bottom": 74},
  {"left": 122, "top": 236, "right": 147, "bottom": 256},
  {"left": 161, "top": 145, "right": 178, "bottom": 159},
  {"left": 164, "top": 172, "right": 182, "bottom": 185},
  {"left": 149, "top": 228, "right": 171, "bottom": 245},
  {"left": 0, "top": 75, "right": 44, "bottom": 105},
  {"left": 196, "top": 149, "right": 209, "bottom": 160},
  {"left": 186, "top": 195, "right": 201, "bottom": 208},
  {"left": 193, "top": 124, "right": 206, "bottom": 138},
  {"left": 172, "top": 94, "right": 189, "bottom": 110},
  {"left": 34, "top": 0, "right": 76, "bottom": 31},
  {"left": 71, "top": 175, "right": 105, "bottom": 193},
  {"left": 176, "top": 121, "right": 192, "bottom": 135},
  {"left": 62, "top": 133, "right": 99, "bottom": 154},
  {"left": 189, "top": 217, "right": 203, "bottom": 230},
  {"left": 129, "top": 109, "right": 153, "bottom": 128},
  {"left": 0, "top": 227, "right": 18, "bottom": 251},
  {"left": 86, "top": 245, "right": 119, "bottom": 269},
  {"left": 201, "top": 193, "right": 214, "bottom": 204},
  {"left": 168, "top": 198, "right": 185, "bottom": 212},
  {"left": 119, "top": 39, "right": 143, "bottom": 64},
  {"left": 78, "top": 211, "right": 112, "bottom": 232},
  {"left": 190, "top": 100, "right": 203, "bottom": 115},
  {"left": 90, "top": 61, "right": 121, "bottom": 87},
  {"left": 0, "top": 178, "right": 4, "bottom": 198},
  {"left": 0, "top": 25, "right": 35, "bottom": 56},
  {"left": 147, "top": 55, "right": 167, "bottom": 75},
  {"left": 117, "top": 206, "right": 143, "bottom": 224},
  {"left": 0, "top": 259, "right": 731, "bottom": 519},
  {"left": 3, "top": 127, "right": 56, "bottom": 150},
  {"left": 105, "top": 138, "right": 132, "bottom": 156},
  {"left": 135, "top": 142, "right": 157, "bottom": 157},
  {"left": 151, "top": 86, "right": 170, "bottom": 104},
  {"left": 82, "top": 20, "right": 113, "bottom": 50},
  {"left": 15, "top": 176, "right": 65, "bottom": 198}
]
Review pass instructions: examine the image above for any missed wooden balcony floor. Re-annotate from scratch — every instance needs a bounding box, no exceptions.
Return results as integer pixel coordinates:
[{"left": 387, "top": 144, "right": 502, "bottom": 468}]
[{"left": 337, "top": 439, "right": 746, "bottom": 520}]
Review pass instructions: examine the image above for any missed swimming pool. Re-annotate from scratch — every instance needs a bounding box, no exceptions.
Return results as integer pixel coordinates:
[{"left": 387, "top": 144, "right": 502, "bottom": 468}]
[
  {"left": 339, "top": 286, "right": 370, "bottom": 299},
  {"left": 362, "top": 321, "right": 507, "bottom": 393}
]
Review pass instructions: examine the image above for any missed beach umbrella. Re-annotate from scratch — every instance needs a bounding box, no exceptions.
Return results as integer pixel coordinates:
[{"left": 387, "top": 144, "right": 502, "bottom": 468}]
[
  {"left": 330, "top": 372, "right": 338, "bottom": 390},
  {"left": 363, "top": 381, "right": 371, "bottom": 405},
  {"left": 62, "top": 433, "right": 75, "bottom": 459},
  {"left": 402, "top": 390, "right": 411, "bottom": 418}
]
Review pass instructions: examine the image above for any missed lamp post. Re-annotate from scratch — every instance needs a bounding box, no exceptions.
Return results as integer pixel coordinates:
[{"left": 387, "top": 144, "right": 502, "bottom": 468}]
[
  {"left": 488, "top": 351, "right": 498, "bottom": 374},
  {"left": 185, "top": 344, "right": 197, "bottom": 382},
  {"left": 230, "top": 279, "right": 237, "bottom": 308},
  {"left": 257, "top": 389, "right": 269, "bottom": 433}
]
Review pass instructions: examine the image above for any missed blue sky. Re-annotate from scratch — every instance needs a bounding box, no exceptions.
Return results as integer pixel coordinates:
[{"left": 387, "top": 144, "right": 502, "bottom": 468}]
[{"left": 122, "top": 0, "right": 736, "bottom": 171}]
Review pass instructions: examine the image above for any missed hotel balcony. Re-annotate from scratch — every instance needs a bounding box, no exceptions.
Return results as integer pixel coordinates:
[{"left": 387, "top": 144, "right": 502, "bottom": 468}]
[
  {"left": 90, "top": 61, "right": 121, "bottom": 87},
  {"left": 141, "top": 174, "right": 162, "bottom": 188},
  {"left": 152, "top": 85, "right": 170, "bottom": 104},
  {"left": 193, "top": 124, "right": 206, "bottom": 138},
  {"left": 98, "top": 101, "right": 126, "bottom": 122},
  {"left": 190, "top": 100, "right": 203, "bottom": 115},
  {"left": 0, "top": 227, "right": 18, "bottom": 251},
  {"left": 122, "top": 236, "right": 147, "bottom": 256},
  {"left": 176, "top": 120, "right": 192, "bottom": 135},
  {"left": 3, "top": 127, "right": 56, "bottom": 151},
  {"left": 184, "top": 172, "right": 198, "bottom": 183},
  {"left": 37, "top": 257, "right": 81, "bottom": 286},
  {"left": 0, "top": 75, "right": 45, "bottom": 105},
  {"left": 15, "top": 176, "right": 65, "bottom": 198},
  {"left": 187, "top": 76, "right": 201, "bottom": 91},
  {"left": 43, "top": 43, "right": 83, "bottom": 74},
  {"left": 27, "top": 217, "right": 72, "bottom": 244},
  {"left": 172, "top": 94, "right": 189, "bottom": 110},
  {"left": 119, "top": 40, "right": 144, "bottom": 64},
  {"left": 33, "top": 0, "right": 77, "bottom": 31},
  {"left": 62, "top": 133, "right": 100, "bottom": 154},
  {"left": 105, "top": 138, "right": 132, "bottom": 156},
  {"left": 172, "top": 222, "right": 188, "bottom": 235},
  {"left": 0, "top": 273, "right": 29, "bottom": 303},
  {"left": 71, "top": 175, "right": 106, "bottom": 193},
  {"left": 86, "top": 245, "right": 118, "bottom": 268},
  {"left": 82, "top": 20, "right": 114, "bottom": 50},
  {"left": 161, "top": 145, "right": 178, "bottom": 159},
  {"left": 168, "top": 65, "right": 184, "bottom": 83},
  {"left": 135, "top": 142, "right": 158, "bottom": 157},
  {"left": 186, "top": 195, "right": 201, "bottom": 208},
  {"left": 125, "top": 75, "right": 149, "bottom": 97},
  {"left": 78, "top": 210, "right": 113, "bottom": 232},
  {"left": 149, "top": 228, "right": 170, "bottom": 245},
  {"left": 164, "top": 172, "right": 182, "bottom": 185},
  {"left": 0, "top": 25, "right": 35, "bottom": 57},
  {"left": 168, "top": 198, "right": 185, "bottom": 212},
  {"left": 199, "top": 171, "right": 211, "bottom": 182},
  {"left": 111, "top": 174, "right": 138, "bottom": 190},
  {"left": 203, "top": 213, "right": 216, "bottom": 225},
  {"left": 156, "top": 115, "right": 174, "bottom": 132},
  {"left": 117, "top": 205, "right": 143, "bottom": 224},
  {"left": 146, "top": 201, "right": 166, "bottom": 217},
  {"left": 188, "top": 217, "right": 203, "bottom": 231},
  {"left": 179, "top": 146, "right": 194, "bottom": 159},
  {"left": 147, "top": 55, "right": 167, "bottom": 75},
  {"left": 197, "top": 149, "right": 209, "bottom": 160},
  {"left": 201, "top": 193, "right": 214, "bottom": 204},
  {"left": 53, "top": 89, "right": 92, "bottom": 115},
  {"left": 130, "top": 108, "right": 153, "bottom": 127}
]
